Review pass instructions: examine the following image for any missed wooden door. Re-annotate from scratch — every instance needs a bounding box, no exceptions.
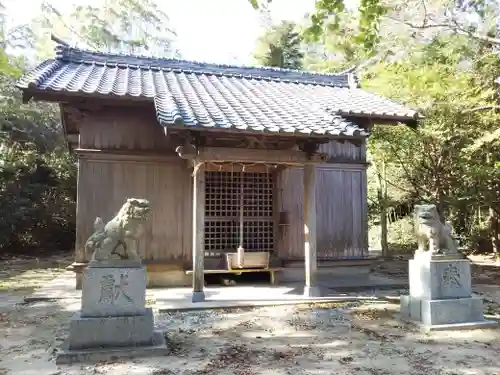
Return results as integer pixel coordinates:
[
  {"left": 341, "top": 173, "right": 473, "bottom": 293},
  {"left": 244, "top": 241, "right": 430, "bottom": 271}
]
[{"left": 204, "top": 170, "right": 275, "bottom": 258}]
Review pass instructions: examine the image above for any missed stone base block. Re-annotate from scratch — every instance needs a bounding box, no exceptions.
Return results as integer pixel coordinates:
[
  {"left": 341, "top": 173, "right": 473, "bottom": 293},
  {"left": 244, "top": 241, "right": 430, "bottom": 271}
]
[
  {"left": 81, "top": 266, "right": 147, "bottom": 317},
  {"left": 419, "top": 320, "right": 498, "bottom": 333},
  {"left": 68, "top": 308, "right": 154, "bottom": 350},
  {"left": 421, "top": 297, "right": 484, "bottom": 326},
  {"left": 56, "top": 330, "right": 167, "bottom": 365},
  {"left": 400, "top": 295, "right": 496, "bottom": 330}
]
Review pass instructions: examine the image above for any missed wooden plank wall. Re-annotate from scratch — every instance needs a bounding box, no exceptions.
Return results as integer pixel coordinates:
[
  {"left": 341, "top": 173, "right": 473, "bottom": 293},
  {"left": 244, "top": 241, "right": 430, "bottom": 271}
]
[
  {"left": 78, "top": 106, "right": 173, "bottom": 152},
  {"left": 276, "top": 140, "right": 369, "bottom": 260},
  {"left": 74, "top": 157, "right": 192, "bottom": 264},
  {"left": 319, "top": 140, "right": 365, "bottom": 161}
]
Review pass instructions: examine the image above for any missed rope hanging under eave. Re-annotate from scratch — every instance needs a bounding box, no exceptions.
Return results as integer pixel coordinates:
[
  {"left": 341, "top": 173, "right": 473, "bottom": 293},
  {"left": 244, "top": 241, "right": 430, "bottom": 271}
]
[{"left": 236, "top": 169, "right": 245, "bottom": 268}]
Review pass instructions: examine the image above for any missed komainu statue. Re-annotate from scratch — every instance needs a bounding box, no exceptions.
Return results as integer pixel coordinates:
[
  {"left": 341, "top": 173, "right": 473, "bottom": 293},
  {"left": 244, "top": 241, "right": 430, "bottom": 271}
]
[
  {"left": 85, "top": 198, "right": 152, "bottom": 263},
  {"left": 414, "top": 204, "right": 458, "bottom": 255}
]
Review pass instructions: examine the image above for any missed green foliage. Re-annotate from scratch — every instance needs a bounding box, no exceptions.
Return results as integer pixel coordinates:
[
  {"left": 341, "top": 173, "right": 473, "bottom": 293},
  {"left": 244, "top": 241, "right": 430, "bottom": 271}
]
[
  {"left": 369, "top": 216, "right": 417, "bottom": 252},
  {"left": 253, "top": 21, "right": 304, "bottom": 69},
  {"left": 36, "top": 0, "right": 180, "bottom": 57},
  {"left": 302, "top": 10, "right": 373, "bottom": 73},
  {"left": 0, "top": 144, "right": 76, "bottom": 252},
  {"left": 0, "top": 44, "right": 76, "bottom": 252},
  {"left": 0, "top": 67, "right": 76, "bottom": 253},
  {"left": 249, "top": 0, "right": 387, "bottom": 52}
]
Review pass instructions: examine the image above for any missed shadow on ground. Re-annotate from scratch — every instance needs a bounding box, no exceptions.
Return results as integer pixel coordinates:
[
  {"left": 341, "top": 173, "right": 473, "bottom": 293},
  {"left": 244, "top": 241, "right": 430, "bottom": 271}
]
[{"left": 0, "top": 252, "right": 72, "bottom": 294}]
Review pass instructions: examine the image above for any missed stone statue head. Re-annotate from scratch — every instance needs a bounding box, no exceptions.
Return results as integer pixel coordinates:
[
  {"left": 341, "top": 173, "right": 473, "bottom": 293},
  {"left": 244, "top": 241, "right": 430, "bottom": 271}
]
[
  {"left": 414, "top": 204, "right": 440, "bottom": 226},
  {"left": 118, "top": 198, "right": 152, "bottom": 237}
]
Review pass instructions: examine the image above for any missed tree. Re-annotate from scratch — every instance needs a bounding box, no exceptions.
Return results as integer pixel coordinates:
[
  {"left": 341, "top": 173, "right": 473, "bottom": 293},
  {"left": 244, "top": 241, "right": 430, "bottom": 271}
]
[
  {"left": 0, "top": 7, "right": 76, "bottom": 253},
  {"left": 250, "top": 0, "right": 500, "bottom": 53},
  {"left": 33, "top": 0, "right": 180, "bottom": 58},
  {"left": 364, "top": 32, "right": 500, "bottom": 251},
  {"left": 253, "top": 21, "right": 304, "bottom": 69}
]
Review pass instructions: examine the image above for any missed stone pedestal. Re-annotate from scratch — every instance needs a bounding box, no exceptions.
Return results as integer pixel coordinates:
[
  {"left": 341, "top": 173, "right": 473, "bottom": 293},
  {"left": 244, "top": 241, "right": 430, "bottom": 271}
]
[
  {"left": 400, "top": 253, "right": 497, "bottom": 331},
  {"left": 57, "top": 265, "right": 167, "bottom": 364}
]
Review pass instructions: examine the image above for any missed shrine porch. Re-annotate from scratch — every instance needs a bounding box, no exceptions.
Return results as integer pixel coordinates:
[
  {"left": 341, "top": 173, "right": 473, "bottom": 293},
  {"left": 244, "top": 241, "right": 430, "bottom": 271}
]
[{"left": 26, "top": 270, "right": 407, "bottom": 312}]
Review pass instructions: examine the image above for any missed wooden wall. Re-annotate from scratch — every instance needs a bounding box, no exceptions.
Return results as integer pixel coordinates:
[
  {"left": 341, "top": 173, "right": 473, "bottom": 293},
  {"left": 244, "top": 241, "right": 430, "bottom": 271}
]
[
  {"left": 77, "top": 105, "right": 174, "bottom": 152},
  {"left": 75, "top": 155, "right": 192, "bottom": 263},
  {"left": 276, "top": 140, "right": 369, "bottom": 260},
  {"left": 319, "top": 139, "right": 366, "bottom": 161}
]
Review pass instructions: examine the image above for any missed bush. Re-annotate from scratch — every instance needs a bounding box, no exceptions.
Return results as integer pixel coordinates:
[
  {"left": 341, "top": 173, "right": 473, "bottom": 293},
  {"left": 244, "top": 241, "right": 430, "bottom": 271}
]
[
  {"left": 369, "top": 216, "right": 417, "bottom": 253},
  {"left": 0, "top": 143, "right": 76, "bottom": 254}
]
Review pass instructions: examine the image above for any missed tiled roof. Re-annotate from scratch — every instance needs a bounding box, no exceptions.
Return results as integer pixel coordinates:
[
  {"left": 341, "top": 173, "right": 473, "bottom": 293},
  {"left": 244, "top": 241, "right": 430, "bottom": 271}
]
[{"left": 17, "top": 45, "right": 419, "bottom": 138}]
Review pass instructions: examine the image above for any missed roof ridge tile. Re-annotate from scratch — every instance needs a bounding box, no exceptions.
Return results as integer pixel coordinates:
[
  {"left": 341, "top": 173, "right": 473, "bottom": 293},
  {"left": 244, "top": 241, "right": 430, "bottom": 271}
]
[{"left": 55, "top": 44, "right": 351, "bottom": 88}]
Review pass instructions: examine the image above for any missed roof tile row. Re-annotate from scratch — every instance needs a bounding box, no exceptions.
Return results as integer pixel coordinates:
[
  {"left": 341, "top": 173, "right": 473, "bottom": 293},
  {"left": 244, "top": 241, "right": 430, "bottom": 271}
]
[{"left": 17, "top": 45, "right": 419, "bottom": 138}]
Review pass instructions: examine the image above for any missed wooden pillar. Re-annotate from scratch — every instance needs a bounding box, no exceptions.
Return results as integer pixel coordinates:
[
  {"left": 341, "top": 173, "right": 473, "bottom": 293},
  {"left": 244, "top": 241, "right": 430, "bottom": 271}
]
[
  {"left": 192, "top": 161, "right": 206, "bottom": 302},
  {"left": 303, "top": 164, "right": 321, "bottom": 297}
]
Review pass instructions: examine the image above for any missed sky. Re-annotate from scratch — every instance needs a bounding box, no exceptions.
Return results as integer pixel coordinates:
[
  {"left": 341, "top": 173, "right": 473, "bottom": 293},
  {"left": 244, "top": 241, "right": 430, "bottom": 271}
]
[{"left": 4, "top": 0, "right": 316, "bottom": 64}]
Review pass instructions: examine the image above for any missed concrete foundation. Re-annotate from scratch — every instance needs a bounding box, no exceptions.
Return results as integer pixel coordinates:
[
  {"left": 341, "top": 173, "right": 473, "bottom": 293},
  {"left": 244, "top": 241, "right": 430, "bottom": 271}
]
[
  {"left": 400, "top": 253, "right": 497, "bottom": 331},
  {"left": 67, "top": 308, "right": 155, "bottom": 350},
  {"left": 57, "top": 331, "right": 167, "bottom": 364}
]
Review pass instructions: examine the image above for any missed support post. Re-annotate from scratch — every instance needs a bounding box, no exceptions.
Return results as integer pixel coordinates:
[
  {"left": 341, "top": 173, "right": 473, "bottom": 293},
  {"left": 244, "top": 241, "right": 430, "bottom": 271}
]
[
  {"left": 303, "top": 164, "right": 321, "bottom": 297},
  {"left": 192, "top": 160, "right": 206, "bottom": 302}
]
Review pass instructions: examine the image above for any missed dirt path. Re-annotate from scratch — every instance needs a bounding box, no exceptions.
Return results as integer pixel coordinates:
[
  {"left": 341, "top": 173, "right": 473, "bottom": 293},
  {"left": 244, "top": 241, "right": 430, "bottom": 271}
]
[
  {"left": 0, "top": 253, "right": 72, "bottom": 296},
  {"left": 0, "top": 298, "right": 499, "bottom": 375}
]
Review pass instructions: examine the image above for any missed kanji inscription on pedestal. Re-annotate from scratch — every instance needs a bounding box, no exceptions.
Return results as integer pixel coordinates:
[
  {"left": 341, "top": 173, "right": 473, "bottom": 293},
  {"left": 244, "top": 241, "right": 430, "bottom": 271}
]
[
  {"left": 81, "top": 267, "right": 147, "bottom": 317},
  {"left": 441, "top": 263, "right": 462, "bottom": 288},
  {"left": 98, "top": 274, "right": 133, "bottom": 304}
]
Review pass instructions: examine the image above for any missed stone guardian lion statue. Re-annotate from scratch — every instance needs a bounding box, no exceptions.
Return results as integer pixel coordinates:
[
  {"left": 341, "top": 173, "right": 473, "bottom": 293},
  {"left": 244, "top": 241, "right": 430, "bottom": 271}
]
[
  {"left": 414, "top": 204, "right": 458, "bottom": 255},
  {"left": 85, "top": 198, "right": 152, "bottom": 263}
]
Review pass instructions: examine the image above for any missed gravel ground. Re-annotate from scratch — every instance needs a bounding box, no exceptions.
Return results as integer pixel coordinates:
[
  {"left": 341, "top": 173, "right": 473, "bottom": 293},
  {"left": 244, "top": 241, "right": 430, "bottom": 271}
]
[
  {"left": 0, "top": 296, "right": 499, "bottom": 375},
  {"left": 1, "top": 254, "right": 500, "bottom": 375}
]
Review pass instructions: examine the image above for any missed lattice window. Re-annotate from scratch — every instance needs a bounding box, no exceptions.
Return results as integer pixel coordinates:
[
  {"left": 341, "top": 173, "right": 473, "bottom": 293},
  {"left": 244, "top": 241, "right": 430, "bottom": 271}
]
[{"left": 204, "top": 171, "right": 274, "bottom": 257}]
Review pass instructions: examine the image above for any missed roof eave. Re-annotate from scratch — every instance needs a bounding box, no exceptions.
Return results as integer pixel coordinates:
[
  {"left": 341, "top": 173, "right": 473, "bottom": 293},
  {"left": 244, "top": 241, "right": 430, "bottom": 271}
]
[
  {"left": 17, "top": 87, "right": 153, "bottom": 105},
  {"left": 158, "top": 122, "right": 369, "bottom": 140},
  {"left": 340, "top": 112, "right": 422, "bottom": 127},
  {"left": 22, "top": 88, "right": 421, "bottom": 122},
  {"left": 19, "top": 89, "right": 369, "bottom": 140}
]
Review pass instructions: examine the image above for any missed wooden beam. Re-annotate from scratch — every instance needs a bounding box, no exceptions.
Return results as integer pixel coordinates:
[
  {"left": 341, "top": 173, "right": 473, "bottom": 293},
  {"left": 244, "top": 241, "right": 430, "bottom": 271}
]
[
  {"left": 191, "top": 160, "right": 206, "bottom": 302},
  {"left": 303, "top": 164, "right": 320, "bottom": 297},
  {"left": 316, "top": 162, "right": 370, "bottom": 171},
  {"left": 74, "top": 149, "right": 180, "bottom": 164},
  {"left": 198, "top": 147, "right": 328, "bottom": 165},
  {"left": 204, "top": 162, "right": 278, "bottom": 173}
]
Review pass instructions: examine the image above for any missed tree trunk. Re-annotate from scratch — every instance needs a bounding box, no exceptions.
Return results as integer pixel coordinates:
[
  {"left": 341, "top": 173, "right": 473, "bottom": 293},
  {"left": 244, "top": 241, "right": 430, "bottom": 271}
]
[
  {"left": 488, "top": 207, "right": 500, "bottom": 259},
  {"left": 376, "top": 159, "right": 389, "bottom": 257},
  {"left": 486, "top": 153, "right": 499, "bottom": 260}
]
